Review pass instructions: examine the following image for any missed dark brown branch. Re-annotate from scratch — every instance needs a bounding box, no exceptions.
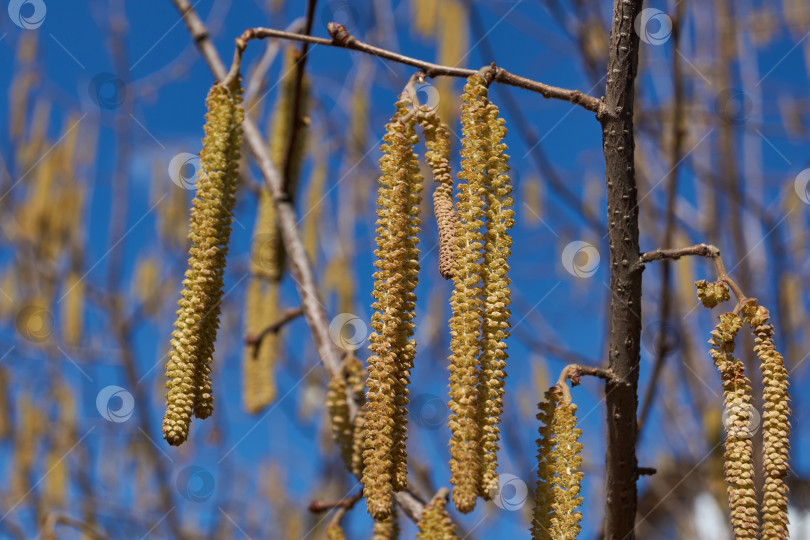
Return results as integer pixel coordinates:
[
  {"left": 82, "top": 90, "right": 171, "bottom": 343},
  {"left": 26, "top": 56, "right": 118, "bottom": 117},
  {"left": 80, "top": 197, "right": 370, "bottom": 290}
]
[
  {"left": 600, "top": 0, "right": 645, "bottom": 536},
  {"left": 222, "top": 24, "right": 602, "bottom": 114},
  {"left": 244, "top": 306, "right": 304, "bottom": 346},
  {"left": 308, "top": 490, "right": 363, "bottom": 513}
]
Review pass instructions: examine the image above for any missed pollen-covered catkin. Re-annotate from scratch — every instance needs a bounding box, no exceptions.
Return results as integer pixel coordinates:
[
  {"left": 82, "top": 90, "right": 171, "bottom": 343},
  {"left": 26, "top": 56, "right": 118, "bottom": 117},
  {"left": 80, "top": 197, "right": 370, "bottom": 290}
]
[
  {"left": 417, "top": 488, "right": 458, "bottom": 540},
  {"left": 742, "top": 303, "right": 790, "bottom": 539},
  {"left": 695, "top": 279, "right": 730, "bottom": 308},
  {"left": 327, "top": 354, "right": 366, "bottom": 471},
  {"left": 532, "top": 386, "right": 583, "bottom": 540},
  {"left": 447, "top": 73, "right": 489, "bottom": 514},
  {"left": 372, "top": 512, "right": 400, "bottom": 540},
  {"left": 325, "top": 522, "right": 346, "bottom": 540},
  {"left": 163, "top": 80, "right": 243, "bottom": 446},
  {"left": 192, "top": 78, "right": 244, "bottom": 421},
  {"left": 478, "top": 96, "right": 514, "bottom": 498},
  {"left": 363, "top": 98, "right": 422, "bottom": 519},
  {"left": 417, "top": 106, "right": 456, "bottom": 280},
  {"left": 708, "top": 311, "right": 758, "bottom": 539}
]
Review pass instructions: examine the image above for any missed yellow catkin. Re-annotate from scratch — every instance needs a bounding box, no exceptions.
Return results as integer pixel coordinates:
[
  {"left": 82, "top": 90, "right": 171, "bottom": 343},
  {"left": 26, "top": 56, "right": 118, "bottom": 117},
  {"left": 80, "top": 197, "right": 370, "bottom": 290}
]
[
  {"left": 252, "top": 189, "right": 285, "bottom": 282},
  {"left": 416, "top": 488, "right": 458, "bottom": 540},
  {"left": 695, "top": 279, "right": 731, "bottom": 308},
  {"left": 363, "top": 98, "right": 422, "bottom": 520},
  {"left": 707, "top": 312, "right": 758, "bottom": 539},
  {"left": 260, "top": 46, "right": 311, "bottom": 280},
  {"left": 412, "top": 0, "right": 437, "bottom": 38},
  {"left": 0, "top": 369, "right": 10, "bottom": 441},
  {"left": 61, "top": 271, "right": 84, "bottom": 347},
  {"left": 327, "top": 354, "right": 367, "bottom": 471},
  {"left": 134, "top": 257, "right": 161, "bottom": 316},
  {"left": 478, "top": 97, "right": 514, "bottom": 497},
  {"left": 742, "top": 304, "right": 790, "bottom": 539},
  {"left": 416, "top": 106, "right": 456, "bottom": 280},
  {"left": 372, "top": 512, "right": 400, "bottom": 540},
  {"left": 448, "top": 74, "right": 488, "bottom": 513},
  {"left": 163, "top": 80, "right": 243, "bottom": 446},
  {"left": 352, "top": 403, "right": 367, "bottom": 478},
  {"left": 325, "top": 522, "right": 346, "bottom": 540},
  {"left": 242, "top": 280, "right": 279, "bottom": 414},
  {"left": 531, "top": 386, "right": 583, "bottom": 540},
  {"left": 303, "top": 157, "right": 327, "bottom": 263}
]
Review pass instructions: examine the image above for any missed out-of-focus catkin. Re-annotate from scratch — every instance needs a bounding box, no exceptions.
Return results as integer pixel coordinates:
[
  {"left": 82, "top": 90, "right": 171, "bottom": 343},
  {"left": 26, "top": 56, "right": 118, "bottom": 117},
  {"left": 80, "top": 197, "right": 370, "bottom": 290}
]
[
  {"left": 417, "top": 488, "right": 458, "bottom": 540},
  {"left": 163, "top": 80, "right": 243, "bottom": 446},
  {"left": 708, "top": 311, "right": 759, "bottom": 539},
  {"left": 363, "top": 98, "right": 422, "bottom": 520},
  {"left": 325, "top": 522, "right": 346, "bottom": 540},
  {"left": 742, "top": 303, "right": 790, "bottom": 539},
  {"left": 242, "top": 280, "right": 280, "bottom": 414},
  {"left": 61, "top": 271, "right": 84, "bottom": 347},
  {"left": 478, "top": 97, "right": 514, "bottom": 497},
  {"left": 416, "top": 105, "right": 456, "bottom": 280},
  {"left": 372, "top": 512, "right": 400, "bottom": 540},
  {"left": 327, "top": 354, "right": 366, "bottom": 473},
  {"left": 532, "top": 386, "right": 583, "bottom": 540}
]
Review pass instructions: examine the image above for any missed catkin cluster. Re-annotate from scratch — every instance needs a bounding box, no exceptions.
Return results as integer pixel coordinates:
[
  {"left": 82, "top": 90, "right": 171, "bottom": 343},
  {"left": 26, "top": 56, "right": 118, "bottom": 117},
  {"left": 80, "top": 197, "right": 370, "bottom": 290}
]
[
  {"left": 363, "top": 97, "right": 423, "bottom": 520},
  {"left": 163, "top": 80, "right": 243, "bottom": 446},
  {"left": 742, "top": 303, "right": 790, "bottom": 539},
  {"left": 417, "top": 489, "right": 459, "bottom": 540},
  {"left": 709, "top": 312, "right": 758, "bottom": 539},
  {"left": 448, "top": 73, "right": 513, "bottom": 512},
  {"left": 531, "top": 386, "right": 583, "bottom": 540},
  {"left": 696, "top": 280, "right": 791, "bottom": 538}
]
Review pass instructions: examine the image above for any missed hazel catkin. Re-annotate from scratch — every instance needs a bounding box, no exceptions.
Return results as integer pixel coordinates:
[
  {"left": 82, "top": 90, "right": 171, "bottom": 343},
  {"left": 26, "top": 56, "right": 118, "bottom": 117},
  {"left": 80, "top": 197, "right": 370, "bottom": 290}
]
[
  {"left": 363, "top": 97, "right": 422, "bottom": 520},
  {"left": 163, "top": 80, "right": 243, "bottom": 446},
  {"left": 417, "top": 488, "right": 458, "bottom": 540},
  {"left": 708, "top": 311, "right": 758, "bottom": 539}
]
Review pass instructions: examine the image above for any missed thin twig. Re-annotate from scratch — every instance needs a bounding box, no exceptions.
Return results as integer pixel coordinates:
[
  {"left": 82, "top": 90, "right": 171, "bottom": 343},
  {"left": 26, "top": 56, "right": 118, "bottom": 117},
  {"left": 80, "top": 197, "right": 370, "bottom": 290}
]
[
  {"left": 222, "top": 24, "right": 602, "bottom": 113},
  {"left": 556, "top": 363, "right": 617, "bottom": 403},
  {"left": 244, "top": 306, "right": 304, "bottom": 346},
  {"left": 308, "top": 490, "right": 363, "bottom": 513}
]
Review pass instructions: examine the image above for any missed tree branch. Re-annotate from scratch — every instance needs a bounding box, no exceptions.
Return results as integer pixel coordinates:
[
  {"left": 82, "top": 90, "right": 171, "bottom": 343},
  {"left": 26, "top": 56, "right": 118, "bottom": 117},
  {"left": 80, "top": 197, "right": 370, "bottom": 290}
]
[
  {"left": 556, "top": 363, "right": 618, "bottom": 404},
  {"left": 600, "top": 0, "right": 645, "bottom": 536},
  {"left": 221, "top": 24, "right": 602, "bottom": 114},
  {"left": 308, "top": 490, "right": 363, "bottom": 513},
  {"left": 244, "top": 306, "right": 303, "bottom": 346}
]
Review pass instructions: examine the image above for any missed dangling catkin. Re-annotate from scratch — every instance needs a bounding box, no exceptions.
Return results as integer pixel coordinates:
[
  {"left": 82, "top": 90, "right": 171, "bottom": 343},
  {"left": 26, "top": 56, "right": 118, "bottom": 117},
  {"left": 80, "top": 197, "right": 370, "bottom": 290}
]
[
  {"left": 416, "top": 105, "right": 456, "bottom": 280},
  {"left": 448, "top": 73, "right": 488, "bottom": 513},
  {"left": 417, "top": 488, "right": 458, "bottom": 540},
  {"left": 327, "top": 353, "right": 366, "bottom": 472},
  {"left": 708, "top": 311, "right": 758, "bottom": 539},
  {"left": 363, "top": 97, "right": 422, "bottom": 519},
  {"left": 478, "top": 95, "right": 514, "bottom": 498},
  {"left": 325, "top": 522, "right": 346, "bottom": 540},
  {"left": 372, "top": 512, "right": 400, "bottom": 540},
  {"left": 163, "top": 79, "right": 243, "bottom": 446},
  {"left": 742, "top": 303, "right": 790, "bottom": 539},
  {"left": 531, "top": 386, "right": 583, "bottom": 540},
  {"left": 242, "top": 280, "right": 279, "bottom": 413}
]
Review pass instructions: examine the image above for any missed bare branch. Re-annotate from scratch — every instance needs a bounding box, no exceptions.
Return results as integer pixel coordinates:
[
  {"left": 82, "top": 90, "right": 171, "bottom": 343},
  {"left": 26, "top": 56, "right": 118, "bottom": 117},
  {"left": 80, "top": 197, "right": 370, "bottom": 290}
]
[
  {"left": 221, "top": 24, "right": 602, "bottom": 114},
  {"left": 556, "top": 363, "right": 618, "bottom": 403},
  {"left": 244, "top": 306, "right": 304, "bottom": 346},
  {"left": 308, "top": 491, "right": 363, "bottom": 513}
]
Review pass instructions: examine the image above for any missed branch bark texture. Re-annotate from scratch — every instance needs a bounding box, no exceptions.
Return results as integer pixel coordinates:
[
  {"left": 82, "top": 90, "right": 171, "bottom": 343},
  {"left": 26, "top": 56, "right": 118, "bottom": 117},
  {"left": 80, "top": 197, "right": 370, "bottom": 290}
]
[{"left": 600, "top": 0, "right": 645, "bottom": 537}]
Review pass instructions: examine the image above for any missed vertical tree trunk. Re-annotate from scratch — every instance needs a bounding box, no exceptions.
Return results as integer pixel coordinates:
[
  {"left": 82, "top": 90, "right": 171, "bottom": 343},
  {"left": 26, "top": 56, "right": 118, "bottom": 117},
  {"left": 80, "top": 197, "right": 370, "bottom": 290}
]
[{"left": 600, "top": 0, "right": 645, "bottom": 537}]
